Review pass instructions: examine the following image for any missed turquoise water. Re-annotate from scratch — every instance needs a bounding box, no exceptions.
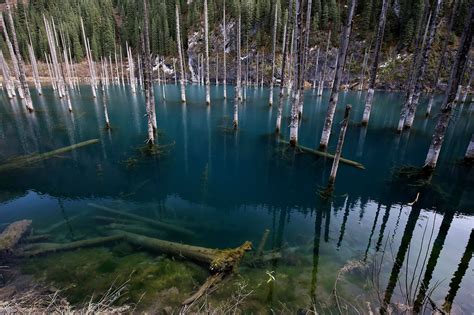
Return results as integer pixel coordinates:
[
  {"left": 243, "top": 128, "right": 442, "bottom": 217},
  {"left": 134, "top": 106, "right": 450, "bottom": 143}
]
[{"left": 0, "top": 84, "right": 473, "bottom": 312}]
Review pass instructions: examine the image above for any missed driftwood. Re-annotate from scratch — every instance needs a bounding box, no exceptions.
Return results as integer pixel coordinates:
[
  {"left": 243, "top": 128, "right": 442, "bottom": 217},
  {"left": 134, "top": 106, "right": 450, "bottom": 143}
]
[
  {"left": 278, "top": 139, "right": 365, "bottom": 169},
  {"left": 37, "top": 214, "right": 82, "bottom": 234},
  {"left": 88, "top": 203, "right": 195, "bottom": 237},
  {"left": 17, "top": 235, "right": 124, "bottom": 257},
  {"left": 0, "top": 139, "right": 100, "bottom": 173},
  {"left": 0, "top": 220, "right": 32, "bottom": 254}
]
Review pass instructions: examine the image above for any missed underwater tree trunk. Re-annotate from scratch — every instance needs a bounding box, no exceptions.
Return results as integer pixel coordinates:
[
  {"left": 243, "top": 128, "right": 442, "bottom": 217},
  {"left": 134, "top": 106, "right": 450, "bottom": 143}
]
[
  {"left": 424, "top": 3, "right": 473, "bottom": 170},
  {"left": 328, "top": 105, "right": 352, "bottom": 186},
  {"left": 465, "top": 135, "right": 474, "bottom": 161},
  {"left": 4, "top": 7, "right": 34, "bottom": 111},
  {"left": 223, "top": 0, "right": 227, "bottom": 99},
  {"left": 318, "top": 31, "right": 331, "bottom": 96},
  {"left": 361, "top": 0, "right": 389, "bottom": 126},
  {"left": 319, "top": 0, "right": 356, "bottom": 150},
  {"left": 0, "top": 220, "right": 31, "bottom": 254},
  {"left": 434, "top": 0, "right": 459, "bottom": 89},
  {"left": 176, "top": 4, "right": 186, "bottom": 103},
  {"left": 276, "top": 9, "right": 290, "bottom": 133},
  {"left": 204, "top": 0, "right": 211, "bottom": 105},
  {"left": 269, "top": 4, "right": 278, "bottom": 107},
  {"left": 403, "top": 0, "right": 442, "bottom": 129}
]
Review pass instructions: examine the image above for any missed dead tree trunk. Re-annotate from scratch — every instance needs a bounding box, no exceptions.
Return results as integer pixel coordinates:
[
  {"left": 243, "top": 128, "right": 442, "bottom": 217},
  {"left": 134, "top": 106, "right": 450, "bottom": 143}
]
[
  {"left": 0, "top": 14, "right": 23, "bottom": 99},
  {"left": 289, "top": 0, "right": 303, "bottom": 146},
  {"left": 297, "top": 0, "right": 313, "bottom": 117},
  {"left": 143, "top": 0, "right": 155, "bottom": 144},
  {"left": 358, "top": 49, "right": 368, "bottom": 91},
  {"left": 404, "top": 0, "right": 442, "bottom": 129},
  {"left": 319, "top": 0, "right": 356, "bottom": 150},
  {"left": 269, "top": 3, "right": 278, "bottom": 106},
  {"left": 361, "top": 0, "right": 389, "bottom": 126},
  {"left": 465, "top": 134, "right": 474, "bottom": 161},
  {"left": 424, "top": 2, "right": 473, "bottom": 170},
  {"left": 328, "top": 105, "right": 352, "bottom": 187},
  {"left": 233, "top": 12, "right": 242, "bottom": 129},
  {"left": 223, "top": 0, "right": 227, "bottom": 99},
  {"left": 204, "top": 0, "right": 211, "bottom": 105},
  {"left": 0, "top": 51, "right": 15, "bottom": 98},
  {"left": 176, "top": 4, "right": 186, "bottom": 103},
  {"left": 433, "top": 0, "right": 459, "bottom": 89},
  {"left": 276, "top": 9, "right": 290, "bottom": 133},
  {"left": 313, "top": 47, "right": 320, "bottom": 90},
  {"left": 317, "top": 31, "right": 331, "bottom": 96},
  {"left": 397, "top": 2, "right": 431, "bottom": 131}
]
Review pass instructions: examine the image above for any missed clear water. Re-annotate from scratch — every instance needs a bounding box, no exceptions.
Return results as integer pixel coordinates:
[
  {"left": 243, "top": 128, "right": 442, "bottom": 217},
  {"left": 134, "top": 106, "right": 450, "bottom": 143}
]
[{"left": 0, "top": 84, "right": 473, "bottom": 312}]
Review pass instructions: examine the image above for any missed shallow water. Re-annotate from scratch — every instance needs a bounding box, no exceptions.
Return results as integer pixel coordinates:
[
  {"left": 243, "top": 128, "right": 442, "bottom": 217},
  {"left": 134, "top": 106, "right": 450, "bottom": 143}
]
[{"left": 0, "top": 84, "right": 473, "bottom": 312}]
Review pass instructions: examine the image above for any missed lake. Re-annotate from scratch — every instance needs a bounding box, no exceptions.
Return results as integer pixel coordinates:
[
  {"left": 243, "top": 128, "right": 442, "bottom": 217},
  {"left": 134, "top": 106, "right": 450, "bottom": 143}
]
[{"left": 0, "top": 84, "right": 472, "bottom": 313}]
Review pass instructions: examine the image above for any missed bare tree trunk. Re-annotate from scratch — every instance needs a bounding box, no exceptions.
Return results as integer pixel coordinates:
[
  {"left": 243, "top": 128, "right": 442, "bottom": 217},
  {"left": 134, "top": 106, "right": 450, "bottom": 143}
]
[
  {"left": 328, "top": 105, "right": 352, "bottom": 186},
  {"left": 256, "top": 52, "right": 259, "bottom": 88},
  {"left": 317, "top": 31, "right": 331, "bottom": 96},
  {"left": 461, "top": 67, "right": 473, "bottom": 103},
  {"left": 424, "top": 2, "right": 473, "bottom": 170},
  {"left": 465, "top": 134, "right": 474, "bottom": 161},
  {"left": 298, "top": 0, "right": 313, "bottom": 117},
  {"left": 319, "top": 0, "right": 356, "bottom": 150},
  {"left": 313, "top": 47, "right": 320, "bottom": 90},
  {"left": 0, "top": 51, "right": 15, "bottom": 98},
  {"left": 143, "top": 0, "right": 155, "bottom": 144},
  {"left": 81, "top": 18, "right": 96, "bottom": 98},
  {"left": 233, "top": 12, "right": 242, "bottom": 129},
  {"left": 358, "top": 49, "right": 368, "bottom": 91},
  {"left": 276, "top": 9, "right": 290, "bottom": 133},
  {"left": 216, "top": 54, "right": 219, "bottom": 85},
  {"left": 0, "top": 14, "right": 23, "bottom": 99},
  {"left": 175, "top": 5, "right": 186, "bottom": 103},
  {"left": 403, "top": 0, "right": 442, "bottom": 129},
  {"left": 433, "top": 0, "right": 459, "bottom": 89},
  {"left": 397, "top": 3, "right": 431, "bottom": 131},
  {"left": 289, "top": 0, "right": 302, "bottom": 146},
  {"left": 6, "top": 3, "right": 34, "bottom": 111},
  {"left": 223, "top": 0, "right": 227, "bottom": 99},
  {"left": 269, "top": 3, "right": 279, "bottom": 106},
  {"left": 361, "top": 0, "right": 389, "bottom": 126},
  {"left": 204, "top": 0, "right": 211, "bottom": 104}
]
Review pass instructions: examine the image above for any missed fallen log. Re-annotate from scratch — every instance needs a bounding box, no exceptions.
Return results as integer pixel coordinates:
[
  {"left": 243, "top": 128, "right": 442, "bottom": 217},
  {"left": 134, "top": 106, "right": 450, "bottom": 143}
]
[
  {"left": 120, "top": 231, "right": 251, "bottom": 272},
  {"left": 16, "top": 235, "right": 124, "bottom": 257},
  {"left": 0, "top": 139, "right": 100, "bottom": 173},
  {"left": 0, "top": 220, "right": 32, "bottom": 254},
  {"left": 278, "top": 139, "right": 365, "bottom": 169},
  {"left": 89, "top": 203, "right": 195, "bottom": 237}
]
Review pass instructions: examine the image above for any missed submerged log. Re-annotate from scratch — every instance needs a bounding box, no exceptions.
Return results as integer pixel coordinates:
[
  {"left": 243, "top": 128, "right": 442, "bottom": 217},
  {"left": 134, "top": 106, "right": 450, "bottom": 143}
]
[
  {"left": 17, "top": 235, "right": 124, "bottom": 257},
  {"left": 278, "top": 139, "right": 365, "bottom": 169},
  {"left": 88, "top": 203, "right": 195, "bottom": 237},
  {"left": 0, "top": 220, "right": 32, "bottom": 254},
  {"left": 121, "top": 231, "right": 252, "bottom": 272},
  {"left": 0, "top": 139, "right": 100, "bottom": 173}
]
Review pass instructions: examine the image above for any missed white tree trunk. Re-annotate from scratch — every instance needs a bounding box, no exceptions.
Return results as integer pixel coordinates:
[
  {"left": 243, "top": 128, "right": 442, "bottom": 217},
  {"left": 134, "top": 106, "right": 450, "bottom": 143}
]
[
  {"left": 233, "top": 13, "right": 242, "bottom": 128},
  {"left": 329, "top": 105, "right": 351, "bottom": 186},
  {"left": 204, "top": 0, "right": 211, "bottom": 105},
  {"left": 176, "top": 4, "right": 187, "bottom": 103},
  {"left": 276, "top": 10, "right": 290, "bottom": 133},
  {"left": 223, "top": 0, "right": 227, "bottom": 99},
  {"left": 319, "top": 0, "right": 356, "bottom": 149},
  {"left": 313, "top": 47, "right": 320, "bottom": 90},
  {"left": 269, "top": 4, "right": 278, "bottom": 106},
  {"left": 318, "top": 31, "right": 331, "bottom": 96}
]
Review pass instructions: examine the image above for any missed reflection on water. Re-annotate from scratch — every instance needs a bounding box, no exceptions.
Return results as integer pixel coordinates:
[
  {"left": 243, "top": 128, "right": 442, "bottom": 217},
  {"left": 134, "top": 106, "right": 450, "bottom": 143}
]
[{"left": 0, "top": 85, "right": 473, "bottom": 312}]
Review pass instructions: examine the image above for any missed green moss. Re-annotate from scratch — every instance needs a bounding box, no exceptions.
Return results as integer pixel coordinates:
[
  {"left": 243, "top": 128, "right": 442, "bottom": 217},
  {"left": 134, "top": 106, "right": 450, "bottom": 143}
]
[{"left": 21, "top": 247, "right": 208, "bottom": 310}]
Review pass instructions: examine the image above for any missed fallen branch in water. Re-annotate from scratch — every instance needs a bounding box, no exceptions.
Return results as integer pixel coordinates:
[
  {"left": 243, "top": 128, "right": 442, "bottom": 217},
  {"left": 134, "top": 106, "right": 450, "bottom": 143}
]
[
  {"left": 0, "top": 220, "right": 32, "bottom": 255},
  {"left": 16, "top": 235, "right": 124, "bottom": 257},
  {"left": 278, "top": 140, "right": 365, "bottom": 169},
  {"left": 0, "top": 139, "right": 100, "bottom": 173},
  {"left": 88, "top": 203, "right": 195, "bottom": 237}
]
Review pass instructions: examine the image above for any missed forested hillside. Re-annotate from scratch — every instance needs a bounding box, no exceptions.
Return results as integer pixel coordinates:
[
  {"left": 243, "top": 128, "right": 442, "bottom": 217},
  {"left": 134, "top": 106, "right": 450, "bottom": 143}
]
[{"left": 1, "top": 0, "right": 469, "bottom": 64}]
